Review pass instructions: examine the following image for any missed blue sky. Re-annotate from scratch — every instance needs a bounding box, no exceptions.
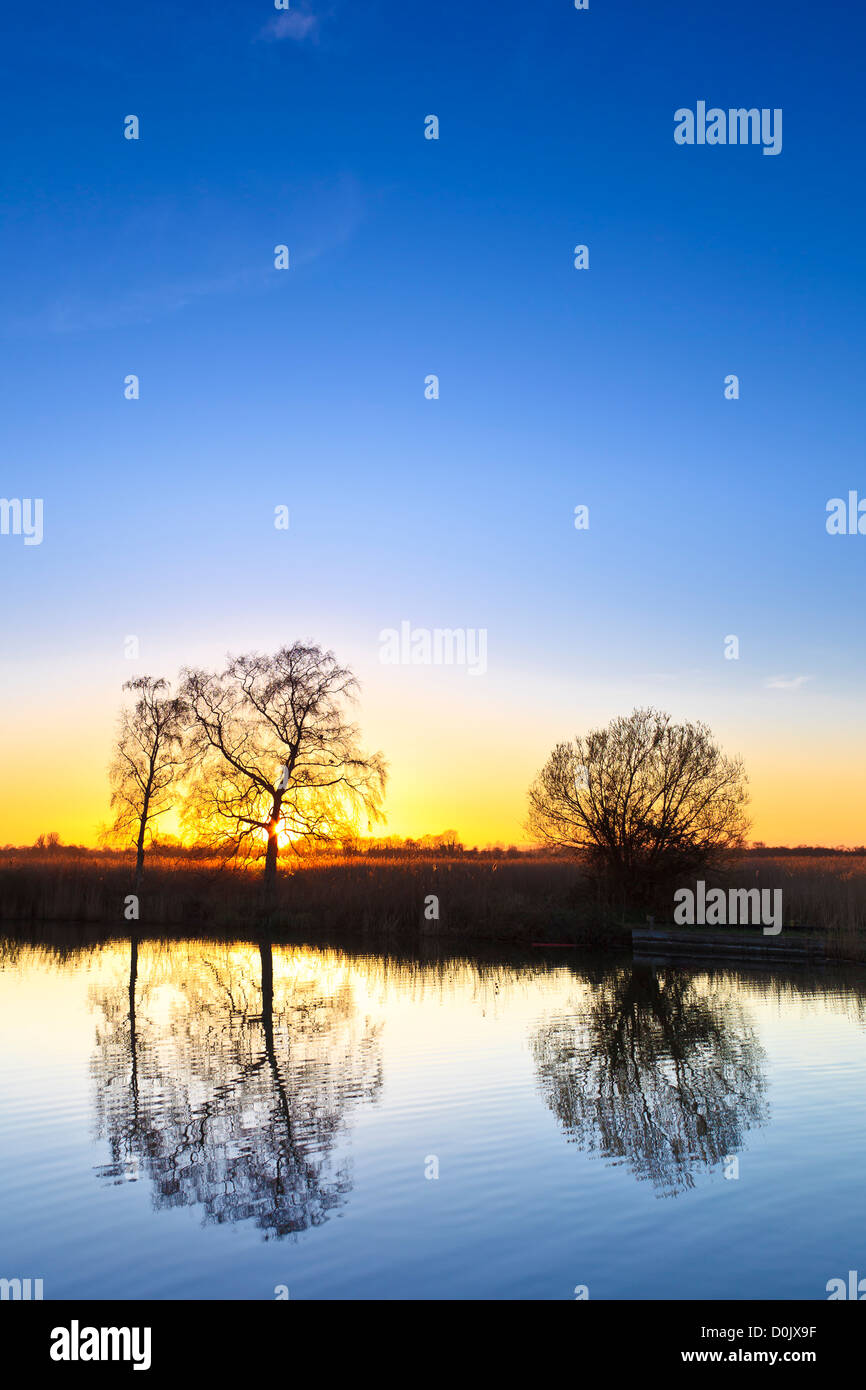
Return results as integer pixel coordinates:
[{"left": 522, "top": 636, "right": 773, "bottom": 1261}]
[{"left": 1, "top": 0, "right": 865, "bottom": 844}]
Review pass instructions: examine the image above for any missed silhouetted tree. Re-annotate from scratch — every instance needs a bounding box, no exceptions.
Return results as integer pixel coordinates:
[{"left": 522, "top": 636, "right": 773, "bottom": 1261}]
[
  {"left": 182, "top": 645, "right": 386, "bottom": 904},
  {"left": 527, "top": 708, "right": 749, "bottom": 907},
  {"left": 107, "top": 677, "right": 189, "bottom": 892},
  {"left": 34, "top": 831, "right": 61, "bottom": 850}
]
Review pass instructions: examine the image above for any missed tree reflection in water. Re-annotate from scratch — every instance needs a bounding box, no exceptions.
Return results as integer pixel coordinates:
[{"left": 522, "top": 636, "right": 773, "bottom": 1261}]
[
  {"left": 530, "top": 963, "right": 769, "bottom": 1197},
  {"left": 90, "top": 937, "right": 383, "bottom": 1237}
]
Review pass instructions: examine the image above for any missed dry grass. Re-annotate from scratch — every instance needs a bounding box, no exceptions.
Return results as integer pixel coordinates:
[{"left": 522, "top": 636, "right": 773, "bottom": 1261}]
[
  {"left": 722, "top": 855, "right": 866, "bottom": 961},
  {"left": 0, "top": 848, "right": 609, "bottom": 944},
  {"left": 1, "top": 848, "right": 865, "bottom": 957}
]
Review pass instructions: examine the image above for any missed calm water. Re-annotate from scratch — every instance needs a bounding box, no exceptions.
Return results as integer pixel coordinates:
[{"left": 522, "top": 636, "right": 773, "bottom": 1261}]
[{"left": 1, "top": 930, "right": 864, "bottom": 1300}]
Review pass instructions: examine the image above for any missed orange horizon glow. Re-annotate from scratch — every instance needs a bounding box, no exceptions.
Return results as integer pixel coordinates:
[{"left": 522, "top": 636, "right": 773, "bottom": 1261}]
[
  {"left": 1, "top": 751, "right": 865, "bottom": 852},
  {"left": 2, "top": 672, "right": 864, "bottom": 852}
]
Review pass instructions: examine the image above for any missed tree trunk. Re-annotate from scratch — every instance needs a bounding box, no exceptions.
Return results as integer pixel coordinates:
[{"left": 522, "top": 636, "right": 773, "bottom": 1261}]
[
  {"left": 134, "top": 842, "right": 145, "bottom": 895},
  {"left": 134, "top": 793, "right": 150, "bottom": 895},
  {"left": 262, "top": 799, "right": 281, "bottom": 916},
  {"left": 264, "top": 825, "right": 279, "bottom": 883}
]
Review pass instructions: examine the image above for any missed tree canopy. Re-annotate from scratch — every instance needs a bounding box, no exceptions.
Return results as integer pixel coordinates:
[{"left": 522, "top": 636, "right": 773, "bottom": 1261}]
[
  {"left": 182, "top": 644, "right": 386, "bottom": 893},
  {"left": 527, "top": 707, "right": 749, "bottom": 902}
]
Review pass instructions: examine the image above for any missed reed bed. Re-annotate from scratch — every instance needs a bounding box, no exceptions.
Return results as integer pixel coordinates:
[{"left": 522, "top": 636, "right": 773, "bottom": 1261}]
[
  {"left": 1, "top": 848, "right": 865, "bottom": 956},
  {"left": 0, "top": 849, "right": 599, "bottom": 943}
]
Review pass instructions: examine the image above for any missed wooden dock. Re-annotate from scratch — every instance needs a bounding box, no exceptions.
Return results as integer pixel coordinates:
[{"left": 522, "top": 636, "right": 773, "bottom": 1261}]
[{"left": 632, "top": 926, "right": 826, "bottom": 964}]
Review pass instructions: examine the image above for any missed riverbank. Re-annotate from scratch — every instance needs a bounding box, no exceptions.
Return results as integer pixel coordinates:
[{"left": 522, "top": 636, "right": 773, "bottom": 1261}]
[
  {"left": 0, "top": 851, "right": 611, "bottom": 944},
  {"left": 1, "top": 849, "right": 865, "bottom": 959}
]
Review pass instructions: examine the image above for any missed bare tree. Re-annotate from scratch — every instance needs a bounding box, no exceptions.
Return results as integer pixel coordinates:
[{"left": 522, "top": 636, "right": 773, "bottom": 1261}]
[
  {"left": 182, "top": 644, "right": 386, "bottom": 902},
  {"left": 527, "top": 708, "right": 749, "bottom": 905},
  {"left": 107, "top": 677, "right": 189, "bottom": 892}
]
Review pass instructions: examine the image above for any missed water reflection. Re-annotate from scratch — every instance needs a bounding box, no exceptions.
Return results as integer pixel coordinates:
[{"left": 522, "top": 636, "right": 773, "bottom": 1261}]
[
  {"left": 89, "top": 937, "right": 383, "bottom": 1237},
  {"left": 3, "top": 930, "right": 866, "bottom": 1298},
  {"left": 530, "top": 963, "right": 769, "bottom": 1197},
  {"left": 6, "top": 930, "right": 865, "bottom": 1235}
]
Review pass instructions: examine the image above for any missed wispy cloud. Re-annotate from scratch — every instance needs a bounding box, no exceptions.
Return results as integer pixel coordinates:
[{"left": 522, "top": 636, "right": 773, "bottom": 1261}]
[
  {"left": 10, "top": 175, "right": 365, "bottom": 337},
  {"left": 260, "top": 8, "right": 319, "bottom": 43},
  {"left": 9, "top": 266, "right": 263, "bottom": 337},
  {"left": 764, "top": 675, "right": 812, "bottom": 690}
]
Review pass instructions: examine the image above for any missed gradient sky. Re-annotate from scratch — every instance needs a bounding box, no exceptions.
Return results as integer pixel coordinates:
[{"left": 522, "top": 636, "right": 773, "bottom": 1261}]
[{"left": 1, "top": 0, "right": 865, "bottom": 847}]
